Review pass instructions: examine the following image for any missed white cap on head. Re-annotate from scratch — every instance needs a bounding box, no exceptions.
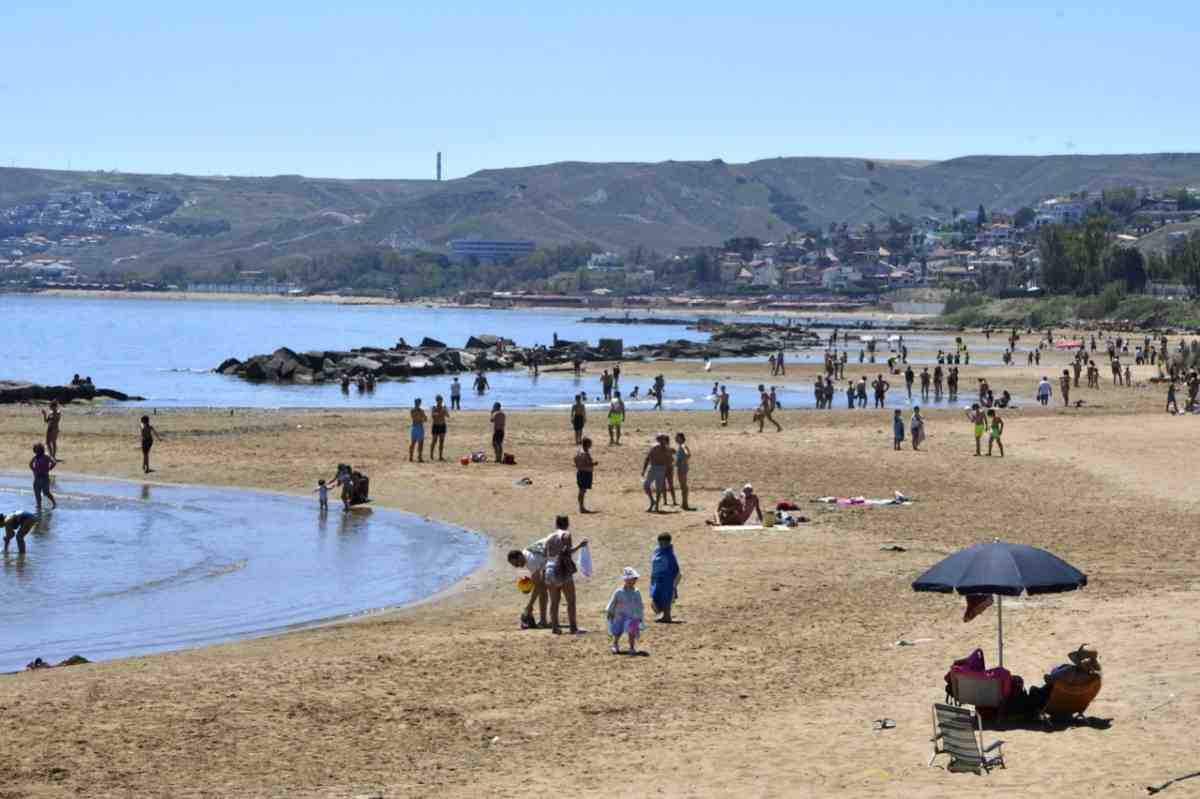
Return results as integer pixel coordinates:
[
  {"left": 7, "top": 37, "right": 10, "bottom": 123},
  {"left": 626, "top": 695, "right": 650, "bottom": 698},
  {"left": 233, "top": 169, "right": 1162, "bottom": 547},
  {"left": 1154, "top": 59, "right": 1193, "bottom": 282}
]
[
  {"left": 622, "top": 566, "right": 639, "bottom": 580},
  {"left": 743, "top": 483, "right": 754, "bottom": 492}
]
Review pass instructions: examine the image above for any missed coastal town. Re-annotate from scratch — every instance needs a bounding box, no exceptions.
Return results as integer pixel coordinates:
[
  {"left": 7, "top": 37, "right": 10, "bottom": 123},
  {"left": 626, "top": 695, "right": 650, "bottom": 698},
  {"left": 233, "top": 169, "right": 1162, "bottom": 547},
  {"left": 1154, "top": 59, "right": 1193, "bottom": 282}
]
[{"left": 3, "top": 185, "right": 1198, "bottom": 309}]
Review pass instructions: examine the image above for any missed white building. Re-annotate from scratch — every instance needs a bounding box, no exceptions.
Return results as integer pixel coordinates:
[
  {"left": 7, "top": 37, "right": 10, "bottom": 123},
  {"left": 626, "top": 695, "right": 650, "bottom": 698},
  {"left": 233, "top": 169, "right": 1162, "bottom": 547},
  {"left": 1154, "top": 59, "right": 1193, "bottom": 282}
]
[{"left": 821, "top": 266, "right": 862, "bottom": 290}]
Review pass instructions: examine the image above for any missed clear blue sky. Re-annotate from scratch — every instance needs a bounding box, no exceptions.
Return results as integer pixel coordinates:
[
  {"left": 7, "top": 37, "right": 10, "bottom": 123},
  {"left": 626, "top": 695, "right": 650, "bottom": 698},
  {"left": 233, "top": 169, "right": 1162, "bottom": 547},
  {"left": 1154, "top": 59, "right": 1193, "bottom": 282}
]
[{"left": 4, "top": 1, "right": 1197, "bottom": 179}]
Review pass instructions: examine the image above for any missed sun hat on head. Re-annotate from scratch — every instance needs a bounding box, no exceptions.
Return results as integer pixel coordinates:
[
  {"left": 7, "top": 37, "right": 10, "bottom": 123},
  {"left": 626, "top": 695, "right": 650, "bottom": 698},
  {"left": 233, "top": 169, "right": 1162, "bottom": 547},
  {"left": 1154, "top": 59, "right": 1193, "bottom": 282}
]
[
  {"left": 622, "top": 566, "right": 639, "bottom": 580},
  {"left": 743, "top": 483, "right": 753, "bottom": 492}
]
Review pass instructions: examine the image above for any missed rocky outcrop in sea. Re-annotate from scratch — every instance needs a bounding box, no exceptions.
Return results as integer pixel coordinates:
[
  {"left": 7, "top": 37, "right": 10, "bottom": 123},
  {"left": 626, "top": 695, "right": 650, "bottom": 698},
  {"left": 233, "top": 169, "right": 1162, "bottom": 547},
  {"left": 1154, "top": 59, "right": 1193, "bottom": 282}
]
[{"left": 0, "top": 381, "right": 145, "bottom": 404}]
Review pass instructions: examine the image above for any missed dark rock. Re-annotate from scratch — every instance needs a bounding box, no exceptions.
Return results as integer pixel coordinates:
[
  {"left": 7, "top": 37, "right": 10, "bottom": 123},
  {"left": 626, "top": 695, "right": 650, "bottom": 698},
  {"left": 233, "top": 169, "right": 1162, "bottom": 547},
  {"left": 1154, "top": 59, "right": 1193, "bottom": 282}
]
[
  {"left": 217, "top": 357, "right": 242, "bottom": 374},
  {"left": 0, "top": 381, "right": 144, "bottom": 404},
  {"left": 420, "top": 337, "right": 448, "bottom": 349}
]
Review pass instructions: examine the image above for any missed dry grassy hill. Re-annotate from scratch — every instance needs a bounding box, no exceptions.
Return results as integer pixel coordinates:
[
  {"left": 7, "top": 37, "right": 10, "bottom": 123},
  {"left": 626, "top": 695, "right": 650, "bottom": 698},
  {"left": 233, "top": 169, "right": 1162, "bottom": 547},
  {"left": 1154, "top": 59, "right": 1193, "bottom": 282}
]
[{"left": 4, "top": 153, "right": 1200, "bottom": 276}]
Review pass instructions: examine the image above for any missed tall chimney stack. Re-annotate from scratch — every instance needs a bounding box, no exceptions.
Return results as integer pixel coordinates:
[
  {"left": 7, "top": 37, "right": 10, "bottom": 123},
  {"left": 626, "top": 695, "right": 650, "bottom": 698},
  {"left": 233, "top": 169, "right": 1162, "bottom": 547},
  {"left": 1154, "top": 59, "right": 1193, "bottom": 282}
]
[{"left": 437, "top": 152, "right": 442, "bottom": 181}]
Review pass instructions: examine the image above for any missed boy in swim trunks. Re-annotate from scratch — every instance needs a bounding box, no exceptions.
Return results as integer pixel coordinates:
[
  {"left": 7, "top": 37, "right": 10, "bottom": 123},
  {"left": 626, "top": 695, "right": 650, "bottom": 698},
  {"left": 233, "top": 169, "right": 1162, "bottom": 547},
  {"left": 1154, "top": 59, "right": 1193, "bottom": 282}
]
[
  {"left": 987, "top": 409, "right": 1005, "bottom": 457},
  {"left": 608, "top": 392, "right": 626, "bottom": 445},
  {"left": 966, "top": 404, "right": 987, "bottom": 456},
  {"left": 409, "top": 398, "right": 428, "bottom": 463},
  {"left": 641, "top": 435, "right": 672, "bottom": 512},
  {"left": 574, "top": 437, "right": 596, "bottom": 513}
]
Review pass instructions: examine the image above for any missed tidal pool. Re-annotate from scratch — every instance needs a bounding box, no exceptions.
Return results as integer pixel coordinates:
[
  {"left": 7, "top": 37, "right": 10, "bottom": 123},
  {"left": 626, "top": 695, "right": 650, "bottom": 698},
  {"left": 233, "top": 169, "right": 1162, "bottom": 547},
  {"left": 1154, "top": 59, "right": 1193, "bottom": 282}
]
[{"left": 0, "top": 474, "right": 487, "bottom": 672}]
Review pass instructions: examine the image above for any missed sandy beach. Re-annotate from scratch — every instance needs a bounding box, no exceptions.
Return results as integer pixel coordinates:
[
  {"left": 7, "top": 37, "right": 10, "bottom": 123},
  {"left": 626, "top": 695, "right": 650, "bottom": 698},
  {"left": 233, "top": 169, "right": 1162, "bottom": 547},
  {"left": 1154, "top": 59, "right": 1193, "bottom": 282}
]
[{"left": 2, "top": 337, "right": 1197, "bottom": 798}]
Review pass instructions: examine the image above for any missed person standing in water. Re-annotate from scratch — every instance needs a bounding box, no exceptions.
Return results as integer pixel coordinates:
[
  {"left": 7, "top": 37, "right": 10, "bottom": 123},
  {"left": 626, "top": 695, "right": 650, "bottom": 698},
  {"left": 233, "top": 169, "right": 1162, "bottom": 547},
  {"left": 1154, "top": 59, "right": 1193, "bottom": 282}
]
[
  {"left": 29, "top": 444, "right": 58, "bottom": 512},
  {"left": 473, "top": 371, "right": 489, "bottom": 394},
  {"left": 409, "top": 398, "right": 428, "bottom": 463},
  {"left": 653, "top": 375, "right": 665, "bottom": 410},
  {"left": 449, "top": 377, "right": 462, "bottom": 410},
  {"left": 2, "top": 511, "right": 39, "bottom": 554},
  {"left": 718, "top": 385, "right": 730, "bottom": 426},
  {"left": 41, "top": 401, "right": 62, "bottom": 460},
  {"left": 490, "top": 402, "right": 506, "bottom": 463},
  {"left": 139, "top": 416, "right": 163, "bottom": 474},
  {"left": 430, "top": 394, "right": 450, "bottom": 461}
]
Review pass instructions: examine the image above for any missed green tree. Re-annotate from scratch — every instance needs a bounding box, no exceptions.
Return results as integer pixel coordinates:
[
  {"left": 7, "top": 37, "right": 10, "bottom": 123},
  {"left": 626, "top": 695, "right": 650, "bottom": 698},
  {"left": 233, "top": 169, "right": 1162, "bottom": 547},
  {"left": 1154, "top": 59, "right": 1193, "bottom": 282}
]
[
  {"left": 1014, "top": 207, "right": 1036, "bottom": 228},
  {"left": 1104, "top": 247, "right": 1147, "bottom": 293},
  {"left": 1038, "top": 224, "right": 1076, "bottom": 292}
]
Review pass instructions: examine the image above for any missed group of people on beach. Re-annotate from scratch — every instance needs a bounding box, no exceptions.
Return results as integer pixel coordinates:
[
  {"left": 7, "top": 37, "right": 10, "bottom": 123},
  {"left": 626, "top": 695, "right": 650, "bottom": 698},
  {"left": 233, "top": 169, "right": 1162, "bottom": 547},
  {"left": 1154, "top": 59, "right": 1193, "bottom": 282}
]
[{"left": 506, "top": 515, "right": 682, "bottom": 654}]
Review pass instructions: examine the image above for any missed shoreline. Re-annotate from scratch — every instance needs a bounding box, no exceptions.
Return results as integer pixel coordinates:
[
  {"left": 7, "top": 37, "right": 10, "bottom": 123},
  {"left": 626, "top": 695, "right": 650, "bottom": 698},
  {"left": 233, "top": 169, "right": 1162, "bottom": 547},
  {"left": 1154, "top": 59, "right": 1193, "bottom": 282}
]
[
  {"left": 0, "top": 349, "right": 1193, "bottom": 795},
  {"left": 0, "top": 468, "right": 499, "bottom": 671},
  {"left": 28, "top": 287, "right": 936, "bottom": 323}
]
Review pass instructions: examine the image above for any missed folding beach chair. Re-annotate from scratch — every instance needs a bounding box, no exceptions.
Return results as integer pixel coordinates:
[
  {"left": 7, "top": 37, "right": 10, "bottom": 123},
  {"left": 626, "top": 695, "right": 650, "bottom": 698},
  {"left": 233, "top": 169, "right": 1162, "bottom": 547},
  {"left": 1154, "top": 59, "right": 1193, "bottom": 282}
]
[{"left": 929, "top": 703, "right": 1006, "bottom": 774}]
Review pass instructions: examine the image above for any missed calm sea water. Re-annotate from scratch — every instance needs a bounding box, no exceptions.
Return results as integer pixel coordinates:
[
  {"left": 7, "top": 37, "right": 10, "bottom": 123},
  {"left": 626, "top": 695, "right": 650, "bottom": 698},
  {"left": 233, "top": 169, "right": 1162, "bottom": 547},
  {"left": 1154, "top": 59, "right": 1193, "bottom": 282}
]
[
  {"left": 2, "top": 295, "right": 1021, "bottom": 410},
  {"left": 0, "top": 474, "right": 487, "bottom": 671}
]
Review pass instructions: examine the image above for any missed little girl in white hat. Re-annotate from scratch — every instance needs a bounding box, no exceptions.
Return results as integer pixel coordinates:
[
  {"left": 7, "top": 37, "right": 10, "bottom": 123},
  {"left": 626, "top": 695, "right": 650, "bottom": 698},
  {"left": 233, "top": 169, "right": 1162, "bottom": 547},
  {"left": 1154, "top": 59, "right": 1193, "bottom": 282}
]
[{"left": 606, "top": 566, "right": 645, "bottom": 654}]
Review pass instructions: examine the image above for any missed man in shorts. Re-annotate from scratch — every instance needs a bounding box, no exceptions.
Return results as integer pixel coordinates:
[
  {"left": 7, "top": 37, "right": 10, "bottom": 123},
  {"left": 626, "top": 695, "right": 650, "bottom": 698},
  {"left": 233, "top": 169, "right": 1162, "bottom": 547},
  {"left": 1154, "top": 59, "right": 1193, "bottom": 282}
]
[
  {"left": 2, "top": 511, "right": 39, "bottom": 555},
  {"left": 987, "top": 409, "right": 1005, "bottom": 457},
  {"left": 507, "top": 537, "right": 549, "bottom": 629},
  {"left": 607, "top": 392, "right": 626, "bottom": 445},
  {"left": 966, "top": 403, "right": 987, "bottom": 457},
  {"left": 409, "top": 398, "right": 427, "bottom": 462},
  {"left": 574, "top": 437, "right": 596, "bottom": 513},
  {"left": 641, "top": 434, "right": 672, "bottom": 512}
]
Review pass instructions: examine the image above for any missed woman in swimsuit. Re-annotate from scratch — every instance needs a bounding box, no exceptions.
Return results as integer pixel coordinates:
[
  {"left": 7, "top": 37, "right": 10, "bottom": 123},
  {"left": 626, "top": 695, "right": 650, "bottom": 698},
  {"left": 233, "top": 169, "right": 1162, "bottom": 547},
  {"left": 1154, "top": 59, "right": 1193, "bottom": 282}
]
[
  {"left": 674, "top": 432, "right": 692, "bottom": 510},
  {"left": 42, "top": 401, "right": 62, "bottom": 459},
  {"left": 29, "top": 444, "right": 57, "bottom": 512}
]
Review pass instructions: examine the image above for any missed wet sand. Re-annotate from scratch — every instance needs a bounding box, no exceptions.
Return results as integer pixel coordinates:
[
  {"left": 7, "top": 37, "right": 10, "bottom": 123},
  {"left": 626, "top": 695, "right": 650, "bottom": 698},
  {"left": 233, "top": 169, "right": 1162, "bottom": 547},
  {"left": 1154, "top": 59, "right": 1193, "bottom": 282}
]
[{"left": 0, "top": 335, "right": 1196, "bottom": 797}]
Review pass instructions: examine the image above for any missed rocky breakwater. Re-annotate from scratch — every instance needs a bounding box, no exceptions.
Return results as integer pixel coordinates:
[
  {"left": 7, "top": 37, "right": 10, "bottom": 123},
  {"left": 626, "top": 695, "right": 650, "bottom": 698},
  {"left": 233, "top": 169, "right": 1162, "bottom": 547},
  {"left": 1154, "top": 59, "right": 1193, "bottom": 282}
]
[
  {"left": 217, "top": 334, "right": 632, "bottom": 384},
  {"left": 628, "top": 323, "right": 822, "bottom": 359},
  {"left": 0, "top": 381, "right": 145, "bottom": 404}
]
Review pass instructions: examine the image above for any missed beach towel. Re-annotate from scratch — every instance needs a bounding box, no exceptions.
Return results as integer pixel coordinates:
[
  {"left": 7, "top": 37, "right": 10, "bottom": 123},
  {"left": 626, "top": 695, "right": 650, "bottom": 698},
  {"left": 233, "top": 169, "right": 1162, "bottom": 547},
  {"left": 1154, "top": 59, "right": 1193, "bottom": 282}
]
[
  {"left": 650, "top": 544, "right": 679, "bottom": 613},
  {"left": 812, "top": 491, "right": 911, "bottom": 507}
]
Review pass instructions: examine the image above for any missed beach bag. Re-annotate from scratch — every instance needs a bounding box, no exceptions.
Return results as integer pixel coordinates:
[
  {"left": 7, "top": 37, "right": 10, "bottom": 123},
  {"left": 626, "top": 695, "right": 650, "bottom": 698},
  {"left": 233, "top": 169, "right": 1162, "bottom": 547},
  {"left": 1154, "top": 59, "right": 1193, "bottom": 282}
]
[
  {"left": 578, "top": 544, "right": 593, "bottom": 578},
  {"left": 502, "top": 453, "right": 516, "bottom": 465},
  {"left": 556, "top": 550, "right": 577, "bottom": 578}
]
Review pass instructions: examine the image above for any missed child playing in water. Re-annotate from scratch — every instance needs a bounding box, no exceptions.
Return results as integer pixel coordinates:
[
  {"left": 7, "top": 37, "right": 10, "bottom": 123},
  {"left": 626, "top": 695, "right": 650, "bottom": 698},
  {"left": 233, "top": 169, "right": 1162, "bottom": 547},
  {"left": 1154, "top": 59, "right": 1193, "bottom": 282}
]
[
  {"left": 987, "top": 409, "right": 1005, "bottom": 457},
  {"left": 316, "top": 479, "right": 329, "bottom": 512},
  {"left": 892, "top": 409, "right": 904, "bottom": 451},
  {"left": 606, "top": 566, "right": 645, "bottom": 654}
]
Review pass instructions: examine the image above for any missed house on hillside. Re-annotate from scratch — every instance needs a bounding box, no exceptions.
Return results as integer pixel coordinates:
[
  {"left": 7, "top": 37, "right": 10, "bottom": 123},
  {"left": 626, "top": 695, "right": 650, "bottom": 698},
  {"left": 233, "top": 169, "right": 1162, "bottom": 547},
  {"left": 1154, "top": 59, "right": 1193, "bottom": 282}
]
[
  {"left": 748, "top": 260, "right": 780, "bottom": 287},
  {"left": 821, "top": 266, "right": 862, "bottom": 291},
  {"left": 1037, "top": 197, "right": 1085, "bottom": 226},
  {"left": 784, "top": 264, "right": 819, "bottom": 288}
]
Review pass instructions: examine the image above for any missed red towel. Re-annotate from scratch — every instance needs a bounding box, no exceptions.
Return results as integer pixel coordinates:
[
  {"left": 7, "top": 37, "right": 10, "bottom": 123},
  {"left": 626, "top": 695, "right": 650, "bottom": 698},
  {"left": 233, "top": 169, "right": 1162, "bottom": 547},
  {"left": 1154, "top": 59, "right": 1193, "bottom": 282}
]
[{"left": 963, "top": 594, "right": 993, "bottom": 623}]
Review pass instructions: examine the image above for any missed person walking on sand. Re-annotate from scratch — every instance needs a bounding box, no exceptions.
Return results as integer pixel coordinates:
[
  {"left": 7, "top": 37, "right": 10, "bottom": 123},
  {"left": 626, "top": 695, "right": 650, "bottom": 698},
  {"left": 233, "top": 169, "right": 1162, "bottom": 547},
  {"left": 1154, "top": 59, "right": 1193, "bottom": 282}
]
[
  {"left": 41, "top": 401, "right": 62, "bottom": 460},
  {"left": 987, "top": 409, "right": 1005, "bottom": 457},
  {"left": 1037, "top": 376, "right": 1052, "bottom": 406},
  {"left": 543, "top": 516, "right": 587, "bottom": 635},
  {"left": 607, "top": 392, "right": 626, "bottom": 445},
  {"left": 574, "top": 437, "right": 596, "bottom": 513},
  {"left": 430, "top": 394, "right": 450, "bottom": 461},
  {"left": 650, "top": 533, "right": 681, "bottom": 623},
  {"left": 673, "top": 432, "right": 692, "bottom": 510},
  {"left": 718, "top": 385, "right": 730, "bottom": 426},
  {"left": 1060, "top": 369, "right": 1071, "bottom": 407},
  {"left": 490, "top": 402, "right": 506, "bottom": 463},
  {"left": 2, "top": 511, "right": 40, "bottom": 554},
  {"left": 607, "top": 566, "right": 645, "bottom": 654},
  {"left": 29, "top": 443, "right": 58, "bottom": 511},
  {"left": 776, "top": 348, "right": 786, "bottom": 376},
  {"left": 409, "top": 398, "right": 428, "bottom": 463},
  {"left": 904, "top": 365, "right": 914, "bottom": 400},
  {"left": 571, "top": 393, "right": 587, "bottom": 445},
  {"left": 757, "top": 384, "right": 782, "bottom": 432},
  {"left": 911, "top": 406, "right": 925, "bottom": 451},
  {"left": 139, "top": 415, "right": 163, "bottom": 474},
  {"left": 450, "top": 377, "right": 462, "bottom": 410},
  {"left": 1167, "top": 380, "right": 1179, "bottom": 414},
  {"left": 966, "top": 404, "right": 987, "bottom": 457},
  {"left": 641, "top": 434, "right": 672, "bottom": 512},
  {"left": 892, "top": 409, "right": 904, "bottom": 451},
  {"left": 653, "top": 375, "right": 665, "bottom": 410}
]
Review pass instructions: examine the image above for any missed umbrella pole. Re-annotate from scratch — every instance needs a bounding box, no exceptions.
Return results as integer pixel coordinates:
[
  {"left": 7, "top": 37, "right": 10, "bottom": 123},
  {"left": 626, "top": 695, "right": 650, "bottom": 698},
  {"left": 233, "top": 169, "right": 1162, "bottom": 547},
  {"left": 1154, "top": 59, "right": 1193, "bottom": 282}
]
[{"left": 997, "top": 594, "right": 1004, "bottom": 668}]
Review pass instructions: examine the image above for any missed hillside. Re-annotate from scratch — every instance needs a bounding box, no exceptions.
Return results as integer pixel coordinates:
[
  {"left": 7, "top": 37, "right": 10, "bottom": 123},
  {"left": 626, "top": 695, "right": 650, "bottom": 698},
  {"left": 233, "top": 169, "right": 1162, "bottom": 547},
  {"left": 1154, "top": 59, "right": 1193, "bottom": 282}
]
[{"left": 4, "top": 153, "right": 1200, "bottom": 276}]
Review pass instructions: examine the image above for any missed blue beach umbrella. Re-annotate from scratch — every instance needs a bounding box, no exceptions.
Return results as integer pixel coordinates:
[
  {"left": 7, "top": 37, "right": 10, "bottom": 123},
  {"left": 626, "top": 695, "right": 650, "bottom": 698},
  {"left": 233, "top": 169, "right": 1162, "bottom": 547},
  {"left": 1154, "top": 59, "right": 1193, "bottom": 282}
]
[{"left": 911, "top": 541, "right": 1087, "bottom": 667}]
